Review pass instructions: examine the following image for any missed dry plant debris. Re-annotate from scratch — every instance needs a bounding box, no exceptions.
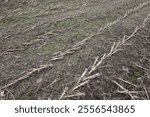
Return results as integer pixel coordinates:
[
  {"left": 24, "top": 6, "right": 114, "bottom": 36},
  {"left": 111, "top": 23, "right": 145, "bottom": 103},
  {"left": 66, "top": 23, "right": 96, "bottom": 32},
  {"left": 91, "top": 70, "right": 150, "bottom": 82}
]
[
  {"left": 59, "top": 13, "right": 150, "bottom": 99},
  {"left": 0, "top": 0, "right": 150, "bottom": 100}
]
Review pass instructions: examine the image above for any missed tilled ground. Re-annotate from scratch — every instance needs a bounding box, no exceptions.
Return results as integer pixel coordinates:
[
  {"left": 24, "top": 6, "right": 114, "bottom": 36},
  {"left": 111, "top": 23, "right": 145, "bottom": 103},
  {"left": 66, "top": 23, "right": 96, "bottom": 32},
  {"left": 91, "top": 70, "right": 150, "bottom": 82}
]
[{"left": 0, "top": 0, "right": 150, "bottom": 100}]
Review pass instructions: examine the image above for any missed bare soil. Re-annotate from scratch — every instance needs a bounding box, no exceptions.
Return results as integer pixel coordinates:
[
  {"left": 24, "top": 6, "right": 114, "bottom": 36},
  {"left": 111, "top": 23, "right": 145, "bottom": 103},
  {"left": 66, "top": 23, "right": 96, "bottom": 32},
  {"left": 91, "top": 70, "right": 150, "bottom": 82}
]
[{"left": 0, "top": 0, "right": 150, "bottom": 100}]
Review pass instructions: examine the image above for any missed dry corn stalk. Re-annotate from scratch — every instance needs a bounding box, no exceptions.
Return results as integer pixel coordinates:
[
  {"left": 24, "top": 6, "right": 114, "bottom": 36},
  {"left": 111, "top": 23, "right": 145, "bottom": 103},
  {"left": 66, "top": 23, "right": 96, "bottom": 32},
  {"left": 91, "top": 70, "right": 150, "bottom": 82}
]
[{"left": 59, "top": 12, "right": 150, "bottom": 99}]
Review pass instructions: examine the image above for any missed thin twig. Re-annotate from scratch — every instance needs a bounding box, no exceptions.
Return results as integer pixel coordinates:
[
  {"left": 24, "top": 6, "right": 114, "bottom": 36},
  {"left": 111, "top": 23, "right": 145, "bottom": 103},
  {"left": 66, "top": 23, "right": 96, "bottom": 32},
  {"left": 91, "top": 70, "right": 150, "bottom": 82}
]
[
  {"left": 5, "top": 88, "right": 15, "bottom": 100},
  {"left": 59, "top": 87, "right": 69, "bottom": 100},
  {"left": 44, "top": 78, "right": 60, "bottom": 89},
  {"left": 62, "top": 92, "right": 85, "bottom": 99},
  {"left": 144, "top": 87, "right": 150, "bottom": 99},
  {"left": 117, "top": 78, "right": 137, "bottom": 87},
  {"left": 0, "top": 64, "right": 53, "bottom": 90},
  {"left": 113, "top": 80, "right": 135, "bottom": 99}
]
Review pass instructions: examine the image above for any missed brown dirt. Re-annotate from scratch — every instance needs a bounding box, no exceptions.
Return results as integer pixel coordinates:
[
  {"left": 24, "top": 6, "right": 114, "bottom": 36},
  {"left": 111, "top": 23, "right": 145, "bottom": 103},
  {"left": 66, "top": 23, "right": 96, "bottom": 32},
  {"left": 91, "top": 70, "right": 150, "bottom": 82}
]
[{"left": 0, "top": 0, "right": 150, "bottom": 100}]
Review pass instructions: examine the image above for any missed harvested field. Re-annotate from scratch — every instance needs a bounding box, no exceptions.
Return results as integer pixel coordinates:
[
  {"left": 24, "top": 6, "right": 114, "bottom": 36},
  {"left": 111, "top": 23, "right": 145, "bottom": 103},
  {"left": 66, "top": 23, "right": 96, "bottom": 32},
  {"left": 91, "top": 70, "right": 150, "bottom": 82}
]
[{"left": 0, "top": 0, "right": 150, "bottom": 100}]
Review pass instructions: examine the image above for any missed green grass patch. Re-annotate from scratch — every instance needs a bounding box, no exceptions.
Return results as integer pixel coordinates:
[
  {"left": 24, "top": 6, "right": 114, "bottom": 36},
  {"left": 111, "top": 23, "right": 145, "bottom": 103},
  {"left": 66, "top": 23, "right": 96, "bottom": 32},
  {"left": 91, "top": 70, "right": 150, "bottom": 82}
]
[{"left": 128, "top": 65, "right": 145, "bottom": 84}]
